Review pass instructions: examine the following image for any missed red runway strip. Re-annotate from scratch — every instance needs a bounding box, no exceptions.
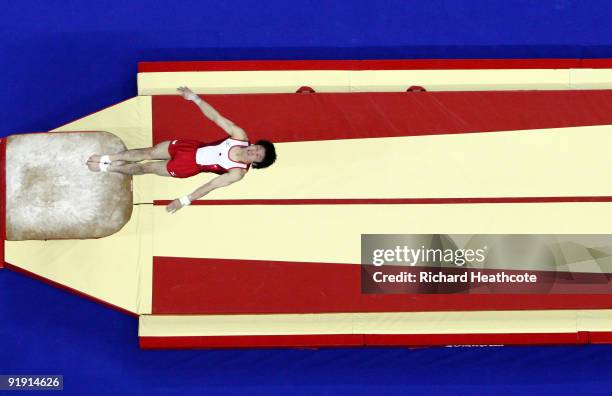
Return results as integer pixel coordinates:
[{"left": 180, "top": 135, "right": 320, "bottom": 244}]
[
  {"left": 139, "top": 331, "right": 612, "bottom": 349},
  {"left": 152, "top": 257, "right": 612, "bottom": 314},
  {"left": 140, "top": 334, "right": 364, "bottom": 349},
  {"left": 139, "top": 58, "right": 612, "bottom": 73},
  {"left": 154, "top": 196, "right": 612, "bottom": 206},
  {"left": 152, "top": 91, "right": 612, "bottom": 144},
  {"left": 589, "top": 332, "right": 612, "bottom": 344},
  {"left": 364, "top": 332, "right": 592, "bottom": 346}
]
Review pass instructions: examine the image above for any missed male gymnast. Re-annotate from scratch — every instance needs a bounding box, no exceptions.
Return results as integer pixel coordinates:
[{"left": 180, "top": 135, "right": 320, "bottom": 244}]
[{"left": 88, "top": 86, "right": 277, "bottom": 213}]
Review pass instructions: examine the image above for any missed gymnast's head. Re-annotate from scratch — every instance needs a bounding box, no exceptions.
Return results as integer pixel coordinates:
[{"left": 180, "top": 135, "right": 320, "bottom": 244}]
[{"left": 248, "top": 139, "right": 277, "bottom": 169}]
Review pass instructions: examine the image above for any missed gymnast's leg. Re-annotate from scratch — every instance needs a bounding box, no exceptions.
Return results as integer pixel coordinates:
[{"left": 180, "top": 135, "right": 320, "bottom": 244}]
[
  {"left": 105, "top": 160, "right": 171, "bottom": 177},
  {"left": 88, "top": 141, "right": 171, "bottom": 163}
]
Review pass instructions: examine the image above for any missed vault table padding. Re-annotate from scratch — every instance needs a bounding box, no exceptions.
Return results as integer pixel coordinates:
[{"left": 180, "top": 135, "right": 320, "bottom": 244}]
[{"left": 6, "top": 131, "right": 132, "bottom": 240}]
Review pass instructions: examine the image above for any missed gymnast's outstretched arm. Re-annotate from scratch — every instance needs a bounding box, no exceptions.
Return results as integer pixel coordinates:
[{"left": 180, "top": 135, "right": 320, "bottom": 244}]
[
  {"left": 166, "top": 169, "right": 246, "bottom": 213},
  {"left": 177, "top": 86, "right": 248, "bottom": 140}
]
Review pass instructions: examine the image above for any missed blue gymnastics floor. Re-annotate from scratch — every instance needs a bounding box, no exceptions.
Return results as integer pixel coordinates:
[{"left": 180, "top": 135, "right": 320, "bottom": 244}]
[{"left": 2, "top": 1, "right": 612, "bottom": 394}]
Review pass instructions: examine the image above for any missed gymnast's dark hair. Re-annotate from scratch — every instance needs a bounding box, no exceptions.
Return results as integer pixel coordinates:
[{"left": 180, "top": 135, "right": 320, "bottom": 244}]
[{"left": 252, "top": 139, "right": 277, "bottom": 169}]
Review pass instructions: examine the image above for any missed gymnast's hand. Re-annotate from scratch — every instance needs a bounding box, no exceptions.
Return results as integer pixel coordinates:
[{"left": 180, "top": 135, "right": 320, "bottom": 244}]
[
  {"left": 177, "top": 86, "right": 199, "bottom": 102},
  {"left": 166, "top": 199, "right": 184, "bottom": 214}
]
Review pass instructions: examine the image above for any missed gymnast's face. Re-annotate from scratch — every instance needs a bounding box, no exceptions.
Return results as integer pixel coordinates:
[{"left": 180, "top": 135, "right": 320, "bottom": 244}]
[{"left": 245, "top": 144, "right": 266, "bottom": 163}]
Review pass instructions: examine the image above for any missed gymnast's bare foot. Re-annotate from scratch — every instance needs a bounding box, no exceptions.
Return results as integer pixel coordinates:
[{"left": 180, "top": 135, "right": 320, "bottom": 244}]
[
  {"left": 88, "top": 154, "right": 106, "bottom": 163},
  {"left": 87, "top": 161, "right": 102, "bottom": 172},
  {"left": 87, "top": 159, "right": 125, "bottom": 172}
]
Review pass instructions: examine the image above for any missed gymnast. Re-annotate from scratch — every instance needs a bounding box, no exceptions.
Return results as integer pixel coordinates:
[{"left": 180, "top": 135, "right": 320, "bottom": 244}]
[{"left": 87, "top": 86, "right": 277, "bottom": 213}]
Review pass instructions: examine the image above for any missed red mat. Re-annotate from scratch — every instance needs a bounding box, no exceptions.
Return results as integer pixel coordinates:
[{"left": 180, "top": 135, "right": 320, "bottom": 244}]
[
  {"left": 153, "top": 257, "right": 612, "bottom": 314},
  {"left": 139, "top": 58, "right": 612, "bottom": 72},
  {"left": 152, "top": 90, "right": 612, "bottom": 144},
  {"left": 141, "top": 331, "right": 612, "bottom": 349}
]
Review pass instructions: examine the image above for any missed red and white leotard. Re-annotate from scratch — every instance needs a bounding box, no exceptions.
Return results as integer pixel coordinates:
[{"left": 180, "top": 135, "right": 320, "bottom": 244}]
[{"left": 166, "top": 138, "right": 249, "bottom": 178}]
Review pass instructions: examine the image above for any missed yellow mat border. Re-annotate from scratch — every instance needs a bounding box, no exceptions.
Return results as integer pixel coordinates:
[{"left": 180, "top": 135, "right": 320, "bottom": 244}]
[
  {"left": 137, "top": 68, "right": 612, "bottom": 95},
  {"left": 139, "top": 309, "right": 612, "bottom": 337}
]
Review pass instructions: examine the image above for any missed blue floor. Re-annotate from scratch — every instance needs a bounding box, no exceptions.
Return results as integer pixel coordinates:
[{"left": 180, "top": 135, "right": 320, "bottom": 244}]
[{"left": 2, "top": 1, "right": 612, "bottom": 394}]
